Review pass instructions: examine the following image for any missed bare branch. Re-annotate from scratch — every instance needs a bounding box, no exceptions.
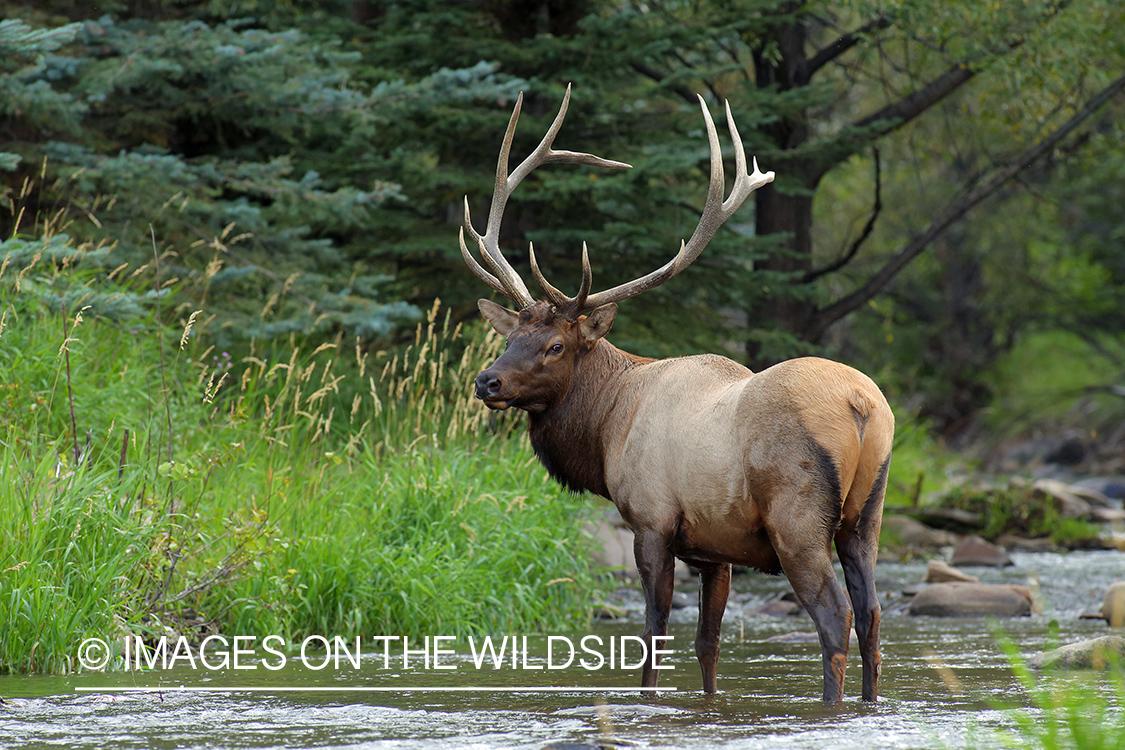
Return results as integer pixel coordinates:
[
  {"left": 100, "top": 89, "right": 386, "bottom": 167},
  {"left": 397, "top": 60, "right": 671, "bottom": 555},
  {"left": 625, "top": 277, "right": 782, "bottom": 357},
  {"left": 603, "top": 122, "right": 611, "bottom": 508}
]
[
  {"left": 802, "top": 147, "right": 881, "bottom": 283},
  {"left": 812, "top": 0, "right": 1075, "bottom": 180},
  {"left": 800, "top": 14, "right": 895, "bottom": 84},
  {"left": 848, "top": 63, "right": 975, "bottom": 143},
  {"left": 804, "top": 71, "right": 1125, "bottom": 342}
]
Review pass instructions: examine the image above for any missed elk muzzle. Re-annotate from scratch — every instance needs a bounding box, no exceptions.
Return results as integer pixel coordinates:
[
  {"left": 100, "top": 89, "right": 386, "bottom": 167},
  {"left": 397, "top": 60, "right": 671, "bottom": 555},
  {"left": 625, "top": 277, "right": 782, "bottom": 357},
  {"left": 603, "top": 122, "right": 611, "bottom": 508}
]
[
  {"left": 474, "top": 367, "right": 512, "bottom": 409},
  {"left": 474, "top": 369, "right": 501, "bottom": 399}
]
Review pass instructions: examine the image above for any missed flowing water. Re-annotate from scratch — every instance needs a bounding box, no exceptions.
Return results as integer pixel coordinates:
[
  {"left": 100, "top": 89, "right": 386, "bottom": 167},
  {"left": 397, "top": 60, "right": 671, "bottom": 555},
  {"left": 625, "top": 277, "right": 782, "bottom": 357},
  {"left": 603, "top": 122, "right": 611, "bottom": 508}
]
[{"left": 3, "top": 550, "right": 1122, "bottom": 749}]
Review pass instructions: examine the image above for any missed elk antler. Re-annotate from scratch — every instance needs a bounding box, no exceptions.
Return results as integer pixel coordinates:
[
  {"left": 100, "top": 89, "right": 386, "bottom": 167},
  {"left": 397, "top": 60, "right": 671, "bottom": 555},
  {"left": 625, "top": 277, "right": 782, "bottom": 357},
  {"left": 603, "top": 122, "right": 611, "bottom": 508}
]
[
  {"left": 574, "top": 97, "right": 773, "bottom": 315},
  {"left": 461, "top": 87, "right": 774, "bottom": 319},
  {"left": 460, "top": 84, "right": 630, "bottom": 309}
]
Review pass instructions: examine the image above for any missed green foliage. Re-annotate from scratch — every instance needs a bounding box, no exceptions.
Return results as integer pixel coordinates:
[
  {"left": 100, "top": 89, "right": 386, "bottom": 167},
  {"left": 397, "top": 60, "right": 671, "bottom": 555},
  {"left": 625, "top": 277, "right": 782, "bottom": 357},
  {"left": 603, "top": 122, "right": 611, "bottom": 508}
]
[
  {"left": 0, "top": 245, "right": 606, "bottom": 674},
  {"left": 220, "top": 445, "right": 598, "bottom": 640},
  {"left": 938, "top": 481, "right": 1102, "bottom": 545},
  {"left": 0, "top": 456, "right": 153, "bottom": 674},
  {"left": 5, "top": 0, "right": 1124, "bottom": 392},
  {"left": 986, "top": 330, "right": 1125, "bottom": 435},
  {"left": 1, "top": 12, "right": 527, "bottom": 347},
  {"left": 992, "top": 630, "right": 1125, "bottom": 750},
  {"left": 883, "top": 409, "right": 967, "bottom": 508}
]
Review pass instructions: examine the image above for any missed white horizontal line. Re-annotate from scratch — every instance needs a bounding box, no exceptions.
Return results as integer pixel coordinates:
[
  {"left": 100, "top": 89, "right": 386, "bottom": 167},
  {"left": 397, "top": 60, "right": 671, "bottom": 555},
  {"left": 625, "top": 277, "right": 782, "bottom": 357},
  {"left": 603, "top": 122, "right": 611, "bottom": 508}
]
[{"left": 75, "top": 686, "right": 677, "bottom": 693}]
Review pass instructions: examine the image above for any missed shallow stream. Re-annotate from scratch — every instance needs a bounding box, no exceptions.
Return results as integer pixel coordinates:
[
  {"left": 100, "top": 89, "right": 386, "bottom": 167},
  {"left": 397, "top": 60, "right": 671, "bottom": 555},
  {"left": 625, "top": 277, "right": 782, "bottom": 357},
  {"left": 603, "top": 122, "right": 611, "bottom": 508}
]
[{"left": 3, "top": 550, "right": 1122, "bottom": 749}]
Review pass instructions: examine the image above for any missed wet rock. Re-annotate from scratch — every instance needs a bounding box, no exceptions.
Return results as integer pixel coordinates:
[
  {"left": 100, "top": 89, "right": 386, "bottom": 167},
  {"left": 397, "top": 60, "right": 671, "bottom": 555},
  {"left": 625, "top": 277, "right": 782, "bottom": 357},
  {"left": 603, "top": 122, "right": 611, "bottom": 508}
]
[
  {"left": 587, "top": 517, "right": 636, "bottom": 577},
  {"left": 1074, "top": 477, "right": 1125, "bottom": 501},
  {"left": 673, "top": 560, "right": 693, "bottom": 582},
  {"left": 1028, "top": 478, "right": 1094, "bottom": 519},
  {"left": 950, "top": 535, "right": 1012, "bottom": 567},
  {"left": 923, "top": 559, "right": 979, "bottom": 583},
  {"left": 901, "top": 583, "right": 926, "bottom": 597},
  {"left": 670, "top": 591, "right": 691, "bottom": 610},
  {"left": 1101, "top": 581, "right": 1125, "bottom": 627},
  {"left": 1065, "top": 483, "right": 1115, "bottom": 509},
  {"left": 1091, "top": 507, "right": 1125, "bottom": 523},
  {"left": 1043, "top": 437, "right": 1087, "bottom": 466},
  {"left": 909, "top": 507, "right": 986, "bottom": 533},
  {"left": 994, "top": 533, "right": 1057, "bottom": 552},
  {"left": 1027, "top": 636, "right": 1125, "bottom": 670},
  {"left": 907, "top": 583, "right": 1031, "bottom": 618},
  {"left": 882, "top": 515, "right": 962, "bottom": 548},
  {"left": 756, "top": 599, "right": 805, "bottom": 618}
]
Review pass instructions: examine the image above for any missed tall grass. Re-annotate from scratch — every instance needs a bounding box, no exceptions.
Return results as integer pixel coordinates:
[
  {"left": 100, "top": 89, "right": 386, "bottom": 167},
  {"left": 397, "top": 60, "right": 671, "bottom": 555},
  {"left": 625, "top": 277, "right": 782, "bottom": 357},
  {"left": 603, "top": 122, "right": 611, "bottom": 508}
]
[
  {"left": 0, "top": 240, "right": 606, "bottom": 674},
  {"left": 991, "top": 632, "right": 1125, "bottom": 750}
]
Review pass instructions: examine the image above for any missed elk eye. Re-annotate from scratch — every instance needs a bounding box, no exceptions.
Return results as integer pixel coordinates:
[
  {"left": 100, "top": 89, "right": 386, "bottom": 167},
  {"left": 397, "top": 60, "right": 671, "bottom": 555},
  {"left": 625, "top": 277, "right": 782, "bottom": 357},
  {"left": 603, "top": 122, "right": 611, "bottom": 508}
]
[{"left": 549, "top": 343, "right": 564, "bottom": 355}]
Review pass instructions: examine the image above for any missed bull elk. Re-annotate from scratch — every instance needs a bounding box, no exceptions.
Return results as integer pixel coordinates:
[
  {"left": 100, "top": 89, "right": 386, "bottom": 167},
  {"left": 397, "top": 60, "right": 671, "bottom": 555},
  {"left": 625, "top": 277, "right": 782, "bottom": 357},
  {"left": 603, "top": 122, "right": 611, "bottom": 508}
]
[{"left": 459, "top": 86, "right": 894, "bottom": 703}]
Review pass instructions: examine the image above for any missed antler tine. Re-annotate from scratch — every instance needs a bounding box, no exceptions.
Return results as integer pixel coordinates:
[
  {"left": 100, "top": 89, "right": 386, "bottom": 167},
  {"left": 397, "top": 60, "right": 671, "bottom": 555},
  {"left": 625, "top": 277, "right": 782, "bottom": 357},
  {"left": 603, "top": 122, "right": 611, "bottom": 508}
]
[
  {"left": 509, "top": 84, "right": 632, "bottom": 186},
  {"left": 529, "top": 240, "right": 594, "bottom": 318},
  {"left": 459, "top": 225, "right": 510, "bottom": 299},
  {"left": 579, "top": 96, "right": 774, "bottom": 314},
  {"left": 528, "top": 242, "right": 569, "bottom": 309},
  {"left": 461, "top": 84, "right": 631, "bottom": 310},
  {"left": 571, "top": 242, "right": 593, "bottom": 314},
  {"left": 462, "top": 95, "right": 537, "bottom": 308}
]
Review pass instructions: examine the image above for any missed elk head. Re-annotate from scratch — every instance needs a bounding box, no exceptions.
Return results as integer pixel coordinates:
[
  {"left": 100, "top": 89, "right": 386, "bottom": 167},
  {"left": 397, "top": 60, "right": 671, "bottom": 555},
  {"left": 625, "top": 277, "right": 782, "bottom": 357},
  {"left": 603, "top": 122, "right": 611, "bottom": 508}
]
[{"left": 462, "top": 85, "right": 773, "bottom": 412}]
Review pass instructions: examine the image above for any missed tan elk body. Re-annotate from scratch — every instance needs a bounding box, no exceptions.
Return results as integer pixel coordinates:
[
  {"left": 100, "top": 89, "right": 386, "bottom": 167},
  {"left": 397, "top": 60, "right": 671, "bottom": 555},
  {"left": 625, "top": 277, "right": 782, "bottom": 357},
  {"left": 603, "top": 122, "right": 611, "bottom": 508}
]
[{"left": 462, "top": 86, "right": 894, "bottom": 703}]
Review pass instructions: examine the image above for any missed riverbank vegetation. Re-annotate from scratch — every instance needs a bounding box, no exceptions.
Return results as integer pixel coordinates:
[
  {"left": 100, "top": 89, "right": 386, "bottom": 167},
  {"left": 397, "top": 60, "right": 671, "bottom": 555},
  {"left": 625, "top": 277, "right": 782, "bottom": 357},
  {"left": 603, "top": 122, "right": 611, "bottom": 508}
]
[
  {"left": 0, "top": 251, "right": 604, "bottom": 673},
  {"left": 991, "top": 633, "right": 1125, "bottom": 750}
]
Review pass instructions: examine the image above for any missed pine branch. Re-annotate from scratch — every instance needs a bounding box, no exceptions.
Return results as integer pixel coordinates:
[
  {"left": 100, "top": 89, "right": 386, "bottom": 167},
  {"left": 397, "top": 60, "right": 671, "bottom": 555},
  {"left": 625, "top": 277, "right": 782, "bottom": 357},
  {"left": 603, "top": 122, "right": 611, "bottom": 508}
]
[{"left": 629, "top": 60, "right": 698, "bottom": 105}]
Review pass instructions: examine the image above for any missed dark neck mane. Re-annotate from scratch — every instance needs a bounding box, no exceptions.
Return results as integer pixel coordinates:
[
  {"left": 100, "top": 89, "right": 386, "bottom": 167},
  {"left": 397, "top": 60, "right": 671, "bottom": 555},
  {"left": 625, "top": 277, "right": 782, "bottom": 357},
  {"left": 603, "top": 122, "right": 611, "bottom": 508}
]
[{"left": 527, "top": 340, "right": 650, "bottom": 498}]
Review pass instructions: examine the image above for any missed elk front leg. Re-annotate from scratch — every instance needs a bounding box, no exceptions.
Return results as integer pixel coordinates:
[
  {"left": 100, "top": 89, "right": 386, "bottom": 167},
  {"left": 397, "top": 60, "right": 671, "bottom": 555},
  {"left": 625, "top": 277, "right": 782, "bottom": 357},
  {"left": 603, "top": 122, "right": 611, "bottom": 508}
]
[
  {"left": 694, "top": 561, "right": 731, "bottom": 693},
  {"left": 633, "top": 529, "right": 676, "bottom": 688}
]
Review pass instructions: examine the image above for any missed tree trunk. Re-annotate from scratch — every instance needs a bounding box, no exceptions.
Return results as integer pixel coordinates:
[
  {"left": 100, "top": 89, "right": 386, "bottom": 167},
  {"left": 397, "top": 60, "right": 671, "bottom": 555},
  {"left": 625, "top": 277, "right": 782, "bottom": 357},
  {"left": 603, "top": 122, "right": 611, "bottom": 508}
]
[{"left": 747, "top": 6, "right": 818, "bottom": 367}]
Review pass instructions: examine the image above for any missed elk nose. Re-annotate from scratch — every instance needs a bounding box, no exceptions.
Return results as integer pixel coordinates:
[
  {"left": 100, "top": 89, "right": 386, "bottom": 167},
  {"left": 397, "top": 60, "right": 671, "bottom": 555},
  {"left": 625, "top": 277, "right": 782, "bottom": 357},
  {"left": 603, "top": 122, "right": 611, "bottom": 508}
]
[{"left": 474, "top": 371, "right": 502, "bottom": 400}]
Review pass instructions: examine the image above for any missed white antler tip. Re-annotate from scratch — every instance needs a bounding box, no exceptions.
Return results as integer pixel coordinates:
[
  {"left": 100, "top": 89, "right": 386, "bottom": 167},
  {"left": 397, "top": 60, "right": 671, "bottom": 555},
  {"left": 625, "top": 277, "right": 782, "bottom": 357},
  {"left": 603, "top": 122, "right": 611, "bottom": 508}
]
[{"left": 750, "top": 157, "right": 775, "bottom": 184}]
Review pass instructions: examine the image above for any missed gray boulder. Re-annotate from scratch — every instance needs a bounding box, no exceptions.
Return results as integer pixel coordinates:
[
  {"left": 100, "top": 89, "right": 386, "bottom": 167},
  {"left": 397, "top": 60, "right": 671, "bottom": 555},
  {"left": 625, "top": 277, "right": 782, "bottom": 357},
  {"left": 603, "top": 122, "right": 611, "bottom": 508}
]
[
  {"left": 923, "top": 559, "right": 979, "bottom": 583},
  {"left": 950, "top": 535, "right": 1013, "bottom": 567},
  {"left": 1027, "top": 636, "right": 1125, "bottom": 670},
  {"left": 587, "top": 517, "right": 637, "bottom": 577},
  {"left": 1074, "top": 476, "right": 1125, "bottom": 501},
  {"left": 1029, "top": 478, "right": 1095, "bottom": 518},
  {"left": 1102, "top": 581, "right": 1125, "bottom": 626},
  {"left": 882, "top": 515, "right": 962, "bottom": 548},
  {"left": 907, "top": 583, "right": 1032, "bottom": 618},
  {"left": 756, "top": 599, "right": 805, "bottom": 618}
]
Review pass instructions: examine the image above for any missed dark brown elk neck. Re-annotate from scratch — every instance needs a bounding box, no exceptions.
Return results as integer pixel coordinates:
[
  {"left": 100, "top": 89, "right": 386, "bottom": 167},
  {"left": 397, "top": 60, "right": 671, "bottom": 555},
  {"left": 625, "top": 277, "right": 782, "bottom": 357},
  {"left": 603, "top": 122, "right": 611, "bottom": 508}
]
[{"left": 528, "top": 339, "right": 652, "bottom": 498}]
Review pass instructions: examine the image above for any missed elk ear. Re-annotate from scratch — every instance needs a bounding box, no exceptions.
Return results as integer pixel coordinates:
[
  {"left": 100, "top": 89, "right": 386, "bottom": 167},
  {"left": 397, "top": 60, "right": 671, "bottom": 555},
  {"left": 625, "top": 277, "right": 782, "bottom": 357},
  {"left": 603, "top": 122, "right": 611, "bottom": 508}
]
[
  {"left": 478, "top": 299, "right": 520, "bottom": 335},
  {"left": 579, "top": 303, "right": 617, "bottom": 346}
]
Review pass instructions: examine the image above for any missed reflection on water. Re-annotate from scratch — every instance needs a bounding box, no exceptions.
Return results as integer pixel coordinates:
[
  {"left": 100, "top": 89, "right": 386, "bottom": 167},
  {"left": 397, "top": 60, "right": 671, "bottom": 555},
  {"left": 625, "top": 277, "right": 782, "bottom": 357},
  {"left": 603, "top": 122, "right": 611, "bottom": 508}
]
[{"left": 2, "top": 550, "right": 1120, "bottom": 749}]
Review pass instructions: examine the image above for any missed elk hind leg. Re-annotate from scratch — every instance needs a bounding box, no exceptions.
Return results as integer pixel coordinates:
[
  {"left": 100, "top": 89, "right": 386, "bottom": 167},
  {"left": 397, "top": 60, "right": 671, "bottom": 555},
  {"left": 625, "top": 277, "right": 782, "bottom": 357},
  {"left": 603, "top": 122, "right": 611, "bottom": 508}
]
[
  {"left": 776, "top": 536, "right": 853, "bottom": 703},
  {"left": 836, "top": 455, "right": 890, "bottom": 702}
]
